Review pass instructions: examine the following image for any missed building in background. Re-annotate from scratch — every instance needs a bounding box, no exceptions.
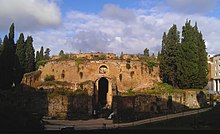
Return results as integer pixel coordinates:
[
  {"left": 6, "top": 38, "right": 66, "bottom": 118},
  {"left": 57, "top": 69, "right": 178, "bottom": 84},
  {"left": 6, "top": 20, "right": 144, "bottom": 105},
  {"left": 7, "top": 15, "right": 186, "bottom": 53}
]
[{"left": 207, "top": 54, "right": 220, "bottom": 94}]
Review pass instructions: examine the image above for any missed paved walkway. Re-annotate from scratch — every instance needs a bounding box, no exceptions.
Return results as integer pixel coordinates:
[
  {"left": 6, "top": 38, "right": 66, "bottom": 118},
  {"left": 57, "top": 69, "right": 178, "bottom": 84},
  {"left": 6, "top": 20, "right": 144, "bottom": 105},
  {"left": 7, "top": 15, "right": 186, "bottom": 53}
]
[{"left": 44, "top": 107, "right": 212, "bottom": 130}]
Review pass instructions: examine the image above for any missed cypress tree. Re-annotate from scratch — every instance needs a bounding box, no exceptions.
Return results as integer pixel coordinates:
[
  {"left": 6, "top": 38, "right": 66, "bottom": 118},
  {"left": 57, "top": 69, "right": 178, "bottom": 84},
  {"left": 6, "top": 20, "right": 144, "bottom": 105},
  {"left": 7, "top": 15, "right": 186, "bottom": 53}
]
[
  {"left": 144, "top": 48, "right": 149, "bottom": 58},
  {"left": 25, "top": 36, "right": 35, "bottom": 73},
  {"left": 157, "top": 51, "right": 161, "bottom": 60},
  {"left": 177, "top": 20, "right": 199, "bottom": 89},
  {"left": 36, "top": 51, "right": 40, "bottom": 63},
  {"left": 0, "top": 43, "right": 3, "bottom": 55},
  {"left": 0, "top": 38, "right": 2, "bottom": 54},
  {"left": 159, "top": 32, "right": 169, "bottom": 83},
  {"left": 44, "top": 48, "right": 50, "bottom": 60},
  {"left": 8, "top": 23, "right": 16, "bottom": 53},
  {"left": 195, "top": 28, "right": 208, "bottom": 88},
  {"left": 159, "top": 25, "right": 180, "bottom": 87},
  {"left": 39, "top": 46, "right": 44, "bottom": 61},
  {"left": 166, "top": 25, "right": 180, "bottom": 87},
  {"left": 16, "top": 33, "right": 26, "bottom": 73},
  {"left": 0, "top": 35, "right": 14, "bottom": 89},
  {"left": 59, "top": 50, "right": 64, "bottom": 56}
]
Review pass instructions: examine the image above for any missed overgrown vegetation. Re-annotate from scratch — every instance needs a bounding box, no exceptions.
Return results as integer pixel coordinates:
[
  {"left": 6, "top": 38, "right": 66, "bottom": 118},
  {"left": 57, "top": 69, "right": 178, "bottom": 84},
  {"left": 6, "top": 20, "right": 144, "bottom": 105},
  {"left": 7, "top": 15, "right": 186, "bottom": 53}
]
[
  {"left": 41, "top": 80, "right": 71, "bottom": 87},
  {"left": 126, "top": 63, "right": 131, "bottom": 70},
  {"left": 146, "top": 60, "right": 157, "bottom": 74},
  {"left": 36, "top": 60, "right": 48, "bottom": 69},
  {"left": 124, "top": 88, "right": 136, "bottom": 96},
  {"left": 146, "top": 83, "right": 183, "bottom": 94},
  {"left": 126, "top": 59, "right": 131, "bottom": 70},
  {"left": 75, "top": 58, "right": 84, "bottom": 72}
]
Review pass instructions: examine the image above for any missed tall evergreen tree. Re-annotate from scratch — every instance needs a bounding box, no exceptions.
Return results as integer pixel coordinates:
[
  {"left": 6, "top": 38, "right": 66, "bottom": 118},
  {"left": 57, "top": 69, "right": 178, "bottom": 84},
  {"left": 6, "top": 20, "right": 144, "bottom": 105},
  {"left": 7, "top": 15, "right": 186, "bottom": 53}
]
[
  {"left": 8, "top": 23, "right": 16, "bottom": 53},
  {"left": 144, "top": 48, "right": 149, "bottom": 57},
  {"left": 176, "top": 20, "right": 199, "bottom": 88},
  {"left": 0, "top": 35, "right": 14, "bottom": 89},
  {"left": 195, "top": 27, "right": 208, "bottom": 88},
  {"left": 59, "top": 50, "right": 64, "bottom": 56},
  {"left": 16, "top": 33, "right": 26, "bottom": 73},
  {"left": 25, "top": 36, "right": 35, "bottom": 73},
  {"left": 0, "top": 43, "right": 3, "bottom": 55},
  {"left": 36, "top": 51, "right": 40, "bottom": 63},
  {"left": 160, "top": 20, "right": 208, "bottom": 89},
  {"left": 39, "top": 46, "right": 44, "bottom": 61},
  {"left": 159, "top": 25, "right": 180, "bottom": 87},
  {"left": 159, "top": 32, "right": 168, "bottom": 83},
  {"left": 166, "top": 25, "right": 180, "bottom": 87},
  {"left": 44, "top": 48, "right": 50, "bottom": 60}
]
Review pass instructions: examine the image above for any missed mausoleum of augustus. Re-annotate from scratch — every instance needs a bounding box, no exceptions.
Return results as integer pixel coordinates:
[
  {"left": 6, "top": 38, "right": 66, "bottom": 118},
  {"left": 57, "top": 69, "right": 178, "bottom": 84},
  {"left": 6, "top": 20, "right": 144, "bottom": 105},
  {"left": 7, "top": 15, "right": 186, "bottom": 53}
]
[
  {"left": 23, "top": 52, "right": 160, "bottom": 110},
  {"left": 21, "top": 52, "right": 209, "bottom": 121}
]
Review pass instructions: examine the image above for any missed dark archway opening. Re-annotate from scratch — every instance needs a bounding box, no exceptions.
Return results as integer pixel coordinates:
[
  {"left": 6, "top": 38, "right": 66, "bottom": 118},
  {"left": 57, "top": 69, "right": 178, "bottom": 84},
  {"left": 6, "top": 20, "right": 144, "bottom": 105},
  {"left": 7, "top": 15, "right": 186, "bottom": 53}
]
[{"left": 98, "top": 77, "right": 108, "bottom": 108}]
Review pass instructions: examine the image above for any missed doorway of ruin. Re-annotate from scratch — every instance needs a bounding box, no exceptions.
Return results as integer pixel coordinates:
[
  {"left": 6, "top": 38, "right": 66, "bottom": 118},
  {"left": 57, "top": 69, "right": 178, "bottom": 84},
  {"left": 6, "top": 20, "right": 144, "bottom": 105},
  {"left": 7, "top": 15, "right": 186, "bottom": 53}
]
[{"left": 98, "top": 77, "right": 108, "bottom": 108}]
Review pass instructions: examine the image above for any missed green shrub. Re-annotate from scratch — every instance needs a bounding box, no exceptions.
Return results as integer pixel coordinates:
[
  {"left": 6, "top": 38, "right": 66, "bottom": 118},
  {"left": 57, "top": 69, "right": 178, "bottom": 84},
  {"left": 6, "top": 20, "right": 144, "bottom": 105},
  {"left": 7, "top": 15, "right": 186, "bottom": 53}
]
[
  {"left": 36, "top": 60, "right": 48, "bottom": 69},
  {"left": 75, "top": 58, "right": 82, "bottom": 64},
  {"left": 44, "top": 75, "right": 55, "bottom": 81},
  {"left": 99, "top": 54, "right": 106, "bottom": 60},
  {"left": 126, "top": 88, "right": 135, "bottom": 96},
  {"left": 146, "top": 83, "right": 183, "bottom": 94},
  {"left": 126, "top": 63, "right": 131, "bottom": 70},
  {"left": 146, "top": 60, "right": 156, "bottom": 74}
]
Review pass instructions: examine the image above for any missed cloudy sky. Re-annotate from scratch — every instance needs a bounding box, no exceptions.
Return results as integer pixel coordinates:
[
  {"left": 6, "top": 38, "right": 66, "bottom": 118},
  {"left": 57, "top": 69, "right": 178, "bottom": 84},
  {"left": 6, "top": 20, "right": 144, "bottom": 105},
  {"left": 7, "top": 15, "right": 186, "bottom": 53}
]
[{"left": 0, "top": 0, "right": 220, "bottom": 56}]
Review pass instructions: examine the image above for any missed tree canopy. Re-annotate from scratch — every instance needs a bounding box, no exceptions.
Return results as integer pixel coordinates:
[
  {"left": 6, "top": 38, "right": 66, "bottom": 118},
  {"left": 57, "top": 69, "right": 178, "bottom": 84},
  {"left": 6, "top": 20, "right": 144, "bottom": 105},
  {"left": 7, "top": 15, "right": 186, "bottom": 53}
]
[
  {"left": 0, "top": 23, "right": 38, "bottom": 90},
  {"left": 159, "top": 20, "right": 208, "bottom": 89}
]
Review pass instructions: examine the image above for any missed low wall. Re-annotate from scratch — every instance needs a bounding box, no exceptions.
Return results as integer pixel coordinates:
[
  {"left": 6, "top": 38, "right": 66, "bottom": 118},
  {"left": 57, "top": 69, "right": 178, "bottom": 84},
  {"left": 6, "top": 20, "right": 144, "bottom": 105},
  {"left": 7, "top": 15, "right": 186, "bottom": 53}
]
[
  {"left": 0, "top": 88, "right": 47, "bottom": 130},
  {"left": 48, "top": 94, "right": 92, "bottom": 119},
  {"left": 113, "top": 91, "right": 208, "bottom": 122},
  {"left": 7, "top": 86, "right": 207, "bottom": 121}
]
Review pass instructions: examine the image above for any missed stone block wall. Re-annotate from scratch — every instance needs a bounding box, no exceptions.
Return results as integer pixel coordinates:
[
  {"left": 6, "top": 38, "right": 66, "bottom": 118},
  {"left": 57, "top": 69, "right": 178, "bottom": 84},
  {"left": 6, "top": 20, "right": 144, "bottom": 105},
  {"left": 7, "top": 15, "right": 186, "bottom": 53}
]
[
  {"left": 36, "top": 60, "right": 159, "bottom": 93},
  {"left": 113, "top": 91, "right": 208, "bottom": 122},
  {"left": 47, "top": 94, "right": 92, "bottom": 119},
  {"left": 48, "top": 95, "right": 68, "bottom": 119}
]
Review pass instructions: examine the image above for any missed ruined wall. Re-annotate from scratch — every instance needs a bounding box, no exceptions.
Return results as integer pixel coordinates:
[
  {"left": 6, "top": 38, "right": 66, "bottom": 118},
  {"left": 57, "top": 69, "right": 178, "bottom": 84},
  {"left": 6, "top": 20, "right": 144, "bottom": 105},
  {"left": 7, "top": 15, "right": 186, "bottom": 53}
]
[
  {"left": 0, "top": 89, "right": 47, "bottom": 130},
  {"left": 0, "top": 89, "right": 48, "bottom": 115},
  {"left": 22, "top": 70, "right": 42, "bottom": 88},
  {"left": 6, "top": 88, "right": 206, "bottom": 120},
  {"left": 70, "top": 53, "right": 117, "bottom": 60},
  {"left": 47, "top": 94, "right": 92, "bottom": 119},
  {"left": 48, "top": 95, "right": 68, "bottom": 119},
  {"left": 37, "top": 60, "right": 159, "bottom": 93},
  {"left": 122, "top": 54, "right": 141, "bottom": 60},
  {"left": 113, "top": 91, "right": 208, "bottom": 122}
]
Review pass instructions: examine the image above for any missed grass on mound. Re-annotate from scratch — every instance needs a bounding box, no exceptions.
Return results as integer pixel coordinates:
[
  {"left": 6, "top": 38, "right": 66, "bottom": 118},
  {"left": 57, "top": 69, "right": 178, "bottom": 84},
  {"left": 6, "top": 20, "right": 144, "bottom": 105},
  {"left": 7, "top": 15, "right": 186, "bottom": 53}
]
[{"left": 145, "top": 83, "right": 183, "bottom": 95}]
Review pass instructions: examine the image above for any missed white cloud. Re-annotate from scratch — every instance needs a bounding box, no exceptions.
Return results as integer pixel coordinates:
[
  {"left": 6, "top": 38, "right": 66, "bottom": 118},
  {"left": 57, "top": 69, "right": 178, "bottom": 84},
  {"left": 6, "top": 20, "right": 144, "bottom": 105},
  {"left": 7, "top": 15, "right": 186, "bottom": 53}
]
[
  {"left": 0, "top": 0, "right": 61, "bottom": 32},
  {"left": 100, "top": 4, "right": 136, "bottom": 23},
  {"left": 27, "top": 4, "right": 220, "bottom": 56},
  {"left": 166, "top": 0, "right": 217, "bottom": 14}
]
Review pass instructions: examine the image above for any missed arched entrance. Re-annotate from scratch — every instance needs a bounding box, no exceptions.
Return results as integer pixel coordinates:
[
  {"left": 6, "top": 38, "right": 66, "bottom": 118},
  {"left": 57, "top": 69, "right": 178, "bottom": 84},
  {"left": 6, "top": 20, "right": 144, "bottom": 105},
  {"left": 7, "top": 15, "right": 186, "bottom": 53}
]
[{"left": 98, "top": 77, "right": 108, "bottom": 108}]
